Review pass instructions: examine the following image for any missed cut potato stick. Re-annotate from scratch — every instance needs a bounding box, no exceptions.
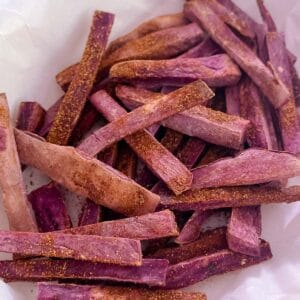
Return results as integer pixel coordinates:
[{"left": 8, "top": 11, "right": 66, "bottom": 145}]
[
  {"left": 16, "top": 102, "right": 45, "bottom": 133},
  {"left": 78, "top": 199, "right": 101, "bottom": 226},
  {"left": 0, "top": 258, "right": 168, "bottom": 287},
  {"left": 78, "top": 80, "right": 214, "bottom": 155},
  {"left": 109, "top": 54, "right": 241, "bottom": 88},
  {"left": 184, "top": 0, "right": 291, "bottom": 109},
  {"left": 256, "top": 0, "right": 277, "bottom": 32},
  {"left": 0, "top": 230, "right": 142, "bottom": 265},
  {"left": 165, "top": 240, "right": 272, "bottom": 289},
  {"left": 28, "top": 182, "right": 72, "bottom": 232},
  {"left": 90, "top": 90, "right": 193, "bottom": 195},
  {"left": 115, "top": 142, "right": 137, "bottom": 178},
  {"left": 62, "top": 210, "right": 178, "bottom": 240},
  {"left": 15, "top": 129, "right": 160, "bottom": 216},
  {"left": 198, "top": 144, "right": 233, "bottom": 167},
  {"left": 98, "top": 143, "right": 118, "bottom": 166},
  {"left": 160, "top": 185, "right": 300, "bottom": 211},
  {"left": 37, "top": 283, "right": 207, "bottom": 300},
  {"left": 0, "top": 94, "right": 37, "bottom": 232},
  {"left": 225, "top": 85, "right": 240, "bottom": 116},
  {"left": 47, "top": 11, "right": 114, "bottom": 145},
  {"left": 116, "top": 85, "right": 249, "bottom": 150},
  {"left": 192, "top": 149, "right": 300, "bottom": 189}
]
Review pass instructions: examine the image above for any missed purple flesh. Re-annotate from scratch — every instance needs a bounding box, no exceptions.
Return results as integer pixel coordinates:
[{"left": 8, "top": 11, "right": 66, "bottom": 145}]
[
  {"left": 192, "top": 149, "right": 300, "bottom": 189},
  {"left": 225, "top": 85, "right": 240, "bottom": 116},
  {"left": 228, "top": 206, "right": 262, "bottom": 256},
  {"left": 78, "top": 199, "right": 101, "bottom": 226},
  {"left": 115, "top": 142, "right": 137, "bottom": 178},
  {"left": 256, "top": 0, "right": 277, "bottom": 32},
  {"left": 98, "top": 143, "right": 118, "bottom": 166},
  {"left": 28, "top": 182, "right": 72, "bottom": 232},
  {"left": 164, "top": 240, "right": 272, "bottom": 289},
  {"left": 0, "top": 258, "right": 168, "bottom": 287}
]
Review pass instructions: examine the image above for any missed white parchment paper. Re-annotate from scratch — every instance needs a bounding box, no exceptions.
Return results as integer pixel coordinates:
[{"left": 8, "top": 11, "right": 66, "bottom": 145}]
[{"left": 0, "top": 0, "right": 300, "bottom": 299}]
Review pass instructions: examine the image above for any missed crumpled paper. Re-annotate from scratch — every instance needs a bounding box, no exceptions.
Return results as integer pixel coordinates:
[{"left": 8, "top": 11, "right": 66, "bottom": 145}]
[{"left": 0, "top": 0, "right": 300, "bottom": 299}]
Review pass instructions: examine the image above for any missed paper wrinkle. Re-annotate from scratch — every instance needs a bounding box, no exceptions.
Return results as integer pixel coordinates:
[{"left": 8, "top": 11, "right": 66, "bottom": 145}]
[{"left": 0, "top": 0, "right": 300, "bottom": 299}]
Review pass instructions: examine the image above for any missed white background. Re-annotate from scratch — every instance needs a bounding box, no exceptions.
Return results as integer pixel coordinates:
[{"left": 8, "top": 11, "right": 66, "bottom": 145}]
[{"left": 0, "top": 0, "right": 300, "bottom": 299}]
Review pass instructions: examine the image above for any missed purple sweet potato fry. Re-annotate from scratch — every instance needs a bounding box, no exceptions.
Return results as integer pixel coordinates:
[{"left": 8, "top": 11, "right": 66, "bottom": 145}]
[
  {"left": 116, "top": 85, "right": 250, "bottom": 150},
  {"left": 115, "top": 142, "right": 137, "bottom": 178},
  {"left": 109, "top": 54, "right": 241, "bottom": 88},
  {"left": 78, "top": 80, "right": 214, "bottom": 155},
  {"left": 0, "top": 258, "right": 168, "bottom": 286},
  {"left": 266, "top": 31, "right": 300, "bottom": 154},
  {"left": 90, "top": 90, "right": 193, "bottom": 195},
  {"left": 197, "top": 144, "right": 233, "bottom": 167},
  {"left": 16, "top": 102, "right": 45, "bottom": 133},
  {"left": 37, "top": 282, "right": 207, "bottom": 300},
  {"left": 0, "top": 94, "right": 37, "bottom": 232},
  {"left": 192, "top": 149, "right": 300, "bottom": 189},
  {"left": 47, "top": 11, "right": 114, "bottom": 145},
  {"left": 225, "top": 84, "right": 240, "bottom": 116},
  {"left": 178, "top": 37, "right": 222, "bottom": 59},
  {"left": 15, "top": 129, "right": 160, "bottom": 216},
  {"left": 175, "top": 210, "right": 212, "bottom": 245},
  {"left": 28, "top": 182, "right": 72, "bottom": 232},
  {"left": 98, "top": 143, "right": 118, "bottom": 166},
  {"left": 291, "top": 65, "right": 300, "bottom": 107},
  {"left": 78, "top": 199, "right": 101, "bottom": 226},
  {"left": 62, "top": 210, "right": 178, "bottom": 240},
  {"left": 164, "top": 240, "right": 272, "bottom": 289},
  {"left": 184, "top": 0, "right": 291, "bottom": 109},
  {"left": 0, "top": 230, "right": 142, "bottom": 265},
  {"left": 149, "top": 227, "right": 228, "bottom": 264},
  {"left": 228, "top": 206, "right": 262, "bottom": 257},
  {"left": 256, "top": 0, "right": 277, "bottom": 32},
  {"left": 160, "top": 185, "right": 300, "bottom": 211}
]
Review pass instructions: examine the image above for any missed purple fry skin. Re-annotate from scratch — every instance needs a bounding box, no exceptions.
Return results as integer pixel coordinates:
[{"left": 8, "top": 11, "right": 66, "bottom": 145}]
[
  {"left": 266, "top": 32, "right": 300, "bottom": 154},
  {"left": 256, "top": 0, "right": 277, "bottom": 32},
  {"left": 116, "top": 85, "right": 250, "bottom": 150},
  {"left": 164, "top": 240, "right": 272, "bottom": 289},
  {"left": 28, "top": 182, "right": 72, "bottom": 232},
  {"left": 16, "top": 102, "right": 45, "bottom": 133},
  {"left": 109, "top": 54, "right": 241, "bottom": 89},
  {"left": 225, "top": 84, "right": 240, "bottom": 116},
  {"left": 0, "top": 258, "right": 168, "bottom": 287},
  {"left": 227, "top": 206, "right": 262, "bottom": 257},
  {"left": 160, "top": 185, "right": 300, "bottom": 211},
  {"left": 175, "top": 210, "right": 212, "bottom": 245},
  {"left": 62, "top": 210, "right": 179, "bottom": 240},
  {"left": 78, "top": 199, "right": 101, "bottom": 226},
  {"left": 37, "top": 282, "right": 207, "bottom": 300},
  {"left": 184, "top": 0, "right": 291, "bottom": 109},
  {"left": 0, "top": 230, "right": 142, "bottom": 266},
  {"left": 192, "top": 148, "right": 300, "bottom": 189},
  {"left": 149, "top": 227, "right": 228, "bottom": 264},
  {"left": 90, "top": 90, "right": 193, "bottom": 195}
]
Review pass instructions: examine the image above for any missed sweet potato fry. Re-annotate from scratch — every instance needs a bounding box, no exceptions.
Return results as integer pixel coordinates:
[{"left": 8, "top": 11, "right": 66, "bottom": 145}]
[
  {"left": 78, "top": 199, "right": 101, "bottom": 226},
  {"left": 28, "top": 182, "right": 72, "bottom": 232},
  {"left": 109, "top": 54, "right": 241, "bottom": 88},
  {"left": 256, "top": 0, "right": 277, "bottom": 32},
  {"left": 90, "top": 90, "right": 193, "bottom": 195},
  {"left": 47, "top": 11, "right": 114, "bottom": 145},
  {"left": 165, "top": 240, "right": 272, "bottom": 288},
  {"left": 115, "top": 142, "right": 137, "bottom": 178},
  {"left": 116, "top": 85, "right": 249, "bottom": 150},
  {"left": 0, "top": 258, "right": 168, "bottom": 286},
  {"left": 160, "top": 185, "right": 300, "bottom": 211},
  {"left": 0, "top": 94, "right": 37, "bottom": 232},
  {"left": 16, "top": 102, "right": 45, "bottom": 133},
  {"left": 62, "top": 210, "right": 178, "bottom": 240},
  {"left": 197, "top": 144, "right": 233, "bottom": 167},
  {"left": 184, "top": 0, "right": 291, "bottom": 109},
  {"left": 98, "top": 143, "right": 118, "bottom": 166},
  {"left": 0, "top": 230, "right": 142, "bottom": 265},
  {"left": 15, "top": 129, "right": 160, "bottom": 216},
  {"left": 78, "top": 80, "right": 214, "bottom": 155},
  {"left": 225, "top": 85, "right": 240, "bottom": 116},
  {"left": 37, "top": 283, "right": 207, "bottom": 300}
]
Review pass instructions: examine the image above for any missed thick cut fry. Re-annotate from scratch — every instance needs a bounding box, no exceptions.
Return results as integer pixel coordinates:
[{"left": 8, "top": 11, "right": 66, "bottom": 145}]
[
  {"left": 165, "top": 240, "right": 272, "bottom": 289},
  {"left": 0, "top": 230, "right": 142, "bottom": 265},
  {"left": 109, "top": 55, "right": 241, "bottom": 88},
  {"left": 192, "top": 149, "right": 300, "bottom": 189},
  {"left": 37, "top": 283, "right": 207, "bottom": 300},
  {"left": 47, "top": 11, "right": 114, "bottom": 145},
  {"left": 62, "top": 210, "right": 178, "bottom": 240},
  {"left": 0, "top": 258, "right": 168, "bottom": 286},
  {"left": 160, "top": 185, "right": 300, "bottom": 211},
  {"left": 116, "top": 85, "right": 249, "bottom": 150},
  {"left": 184, "top": 0, "right": 291, "bottom": 109},
  {"left": 16, "top": 102, "right": 45, "bottom": 133},
  {"left": 0, "top": 94, "right": 37, "bottom": 232},
  {"left": 78, "top": 199, "right": 101, "bottom": 226},
  {"left": 90, "top": 90, "right": 193, "bottom": 195},
  {"left": 28, "top": 182, "right": 72, "bottom": 232},
  {"left": 15, "top": 130, "right": 160, "bottom": 216},
  {"left": 78, "top": 80, "right": 214, "bottom": 155}
]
